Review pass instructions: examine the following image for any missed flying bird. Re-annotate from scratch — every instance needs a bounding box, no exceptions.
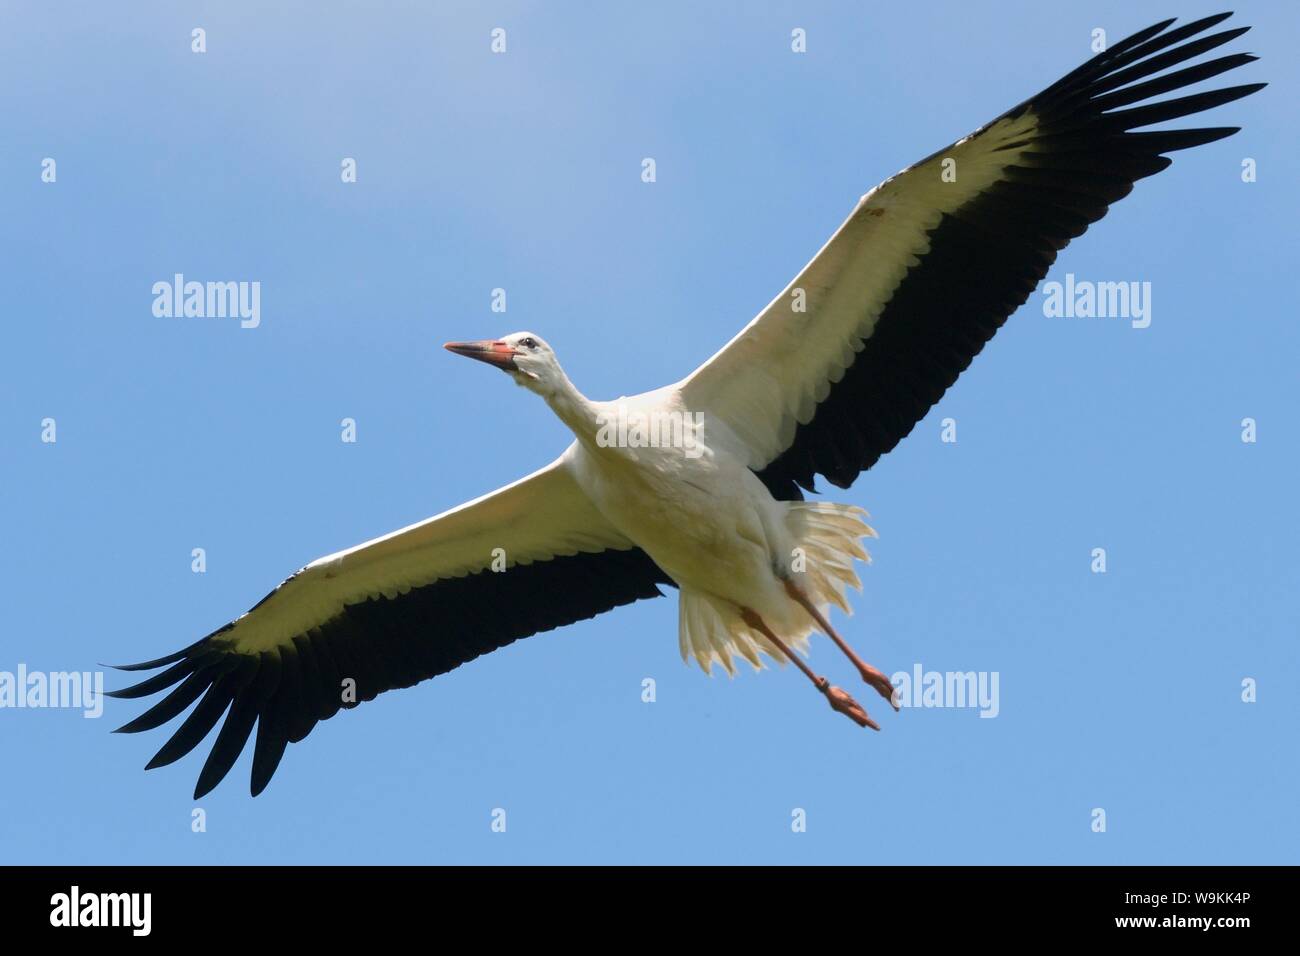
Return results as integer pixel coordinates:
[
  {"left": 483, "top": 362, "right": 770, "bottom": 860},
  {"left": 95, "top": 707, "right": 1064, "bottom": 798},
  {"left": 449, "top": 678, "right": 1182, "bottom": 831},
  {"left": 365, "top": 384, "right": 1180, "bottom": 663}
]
[{"left": 112, "top": 14, "right": 1263, "bottom": 797}]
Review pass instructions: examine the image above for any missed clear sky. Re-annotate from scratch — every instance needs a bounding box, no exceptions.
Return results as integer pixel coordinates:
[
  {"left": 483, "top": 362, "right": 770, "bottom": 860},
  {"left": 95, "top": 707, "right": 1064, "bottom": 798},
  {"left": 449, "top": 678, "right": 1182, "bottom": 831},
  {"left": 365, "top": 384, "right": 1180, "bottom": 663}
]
[{"left": 2, "top": 1, "right": 1296, "bottom": 865}]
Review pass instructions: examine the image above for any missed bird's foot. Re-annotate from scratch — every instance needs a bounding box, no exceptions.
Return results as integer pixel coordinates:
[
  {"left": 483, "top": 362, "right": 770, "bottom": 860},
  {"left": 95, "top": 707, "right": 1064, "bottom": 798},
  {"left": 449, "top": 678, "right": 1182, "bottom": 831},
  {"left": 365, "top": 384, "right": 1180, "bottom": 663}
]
[
  {"left": 780, "top": 578, "right": 898, "bottom": 711},
  {"left": 856, "top": 661, "right": 900, "bottom": 710},
  {"left": 817, "top": 678, "right": 879, "bottom": 731}
]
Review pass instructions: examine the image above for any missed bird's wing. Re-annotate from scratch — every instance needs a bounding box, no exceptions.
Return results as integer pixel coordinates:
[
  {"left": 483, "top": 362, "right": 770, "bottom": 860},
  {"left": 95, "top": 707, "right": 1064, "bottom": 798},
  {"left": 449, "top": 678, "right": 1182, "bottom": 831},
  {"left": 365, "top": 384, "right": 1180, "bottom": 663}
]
[
  {"left": 676, "top": 13, "right": 1263, "bottom": 500},
  {"left": 110, "top": 451, "right": 670, "bottom": 798}
]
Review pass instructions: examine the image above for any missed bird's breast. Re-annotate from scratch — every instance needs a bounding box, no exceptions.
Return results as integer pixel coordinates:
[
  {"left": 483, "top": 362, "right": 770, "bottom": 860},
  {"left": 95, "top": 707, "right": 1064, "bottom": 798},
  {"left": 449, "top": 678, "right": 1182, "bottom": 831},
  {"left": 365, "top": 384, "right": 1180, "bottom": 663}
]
[{"left": 570, "top": 439, "right": 779, "bottom": 598}]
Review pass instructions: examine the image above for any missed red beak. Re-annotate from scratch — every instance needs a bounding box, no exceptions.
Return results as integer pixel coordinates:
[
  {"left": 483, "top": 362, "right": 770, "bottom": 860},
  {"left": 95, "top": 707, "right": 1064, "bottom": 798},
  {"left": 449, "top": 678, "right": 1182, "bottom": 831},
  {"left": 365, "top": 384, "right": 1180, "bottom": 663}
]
[{"left": 443, "top": 340, "right": 519, "bottom": 371}]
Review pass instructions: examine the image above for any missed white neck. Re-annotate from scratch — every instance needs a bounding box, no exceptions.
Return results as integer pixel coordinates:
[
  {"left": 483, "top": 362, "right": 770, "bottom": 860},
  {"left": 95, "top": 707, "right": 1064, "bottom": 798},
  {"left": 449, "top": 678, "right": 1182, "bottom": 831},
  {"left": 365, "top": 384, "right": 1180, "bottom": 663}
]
[{"left": 539, "top": 370, "right": 602, "bottom": 448}]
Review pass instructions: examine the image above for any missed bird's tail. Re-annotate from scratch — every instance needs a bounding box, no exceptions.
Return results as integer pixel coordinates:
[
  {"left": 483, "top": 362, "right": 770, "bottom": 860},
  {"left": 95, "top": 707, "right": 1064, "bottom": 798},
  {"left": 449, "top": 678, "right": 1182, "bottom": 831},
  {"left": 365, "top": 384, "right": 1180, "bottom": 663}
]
[
  {"left": 783, "top": 501, "right": 876, "bottom": 616},
  {"left": 677, "top": 502, "right": 875, "bottom": 676}
]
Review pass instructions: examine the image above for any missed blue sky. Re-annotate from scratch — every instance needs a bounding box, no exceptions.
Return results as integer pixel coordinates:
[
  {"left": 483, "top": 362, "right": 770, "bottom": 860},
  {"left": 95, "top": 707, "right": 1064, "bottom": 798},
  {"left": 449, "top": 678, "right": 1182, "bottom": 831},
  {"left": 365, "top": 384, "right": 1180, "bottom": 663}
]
[{"left": 2, "top": 1, "right": 1296, "bottom": 864}]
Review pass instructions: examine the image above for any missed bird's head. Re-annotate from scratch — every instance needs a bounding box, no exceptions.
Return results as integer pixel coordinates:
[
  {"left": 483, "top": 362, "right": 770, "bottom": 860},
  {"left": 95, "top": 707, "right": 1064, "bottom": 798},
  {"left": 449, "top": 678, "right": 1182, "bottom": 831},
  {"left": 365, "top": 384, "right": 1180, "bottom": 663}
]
[{"left": 443, "top": 331, "right": 564, "bottom": 396}]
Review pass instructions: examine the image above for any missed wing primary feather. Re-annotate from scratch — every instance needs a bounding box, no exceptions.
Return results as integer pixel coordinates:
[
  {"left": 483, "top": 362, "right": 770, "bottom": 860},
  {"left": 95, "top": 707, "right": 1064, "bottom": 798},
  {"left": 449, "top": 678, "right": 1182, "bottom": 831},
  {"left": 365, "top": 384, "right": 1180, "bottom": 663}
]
[
  {"left": 106, "top": 635, "right": 216, "bottom": 672},
  {"left": 248, "top": 651, "right": 288, "bottom": 797},
  {"left": 112, "top": 656, "right": 241, "bottom": 734},
  {"left": 193, "top": 655, "right": 280, "bottom": 799},
  {"left": 249, "top": 713, "right": 289, "bottom": 798},
  {"left": 1088, "top": 53, "right": 1259, "bottom": 113},
  {"left": 144, "top": 659, "right": 257, "bottom": 770},
  {"left": 104, "top": 656, "right": 204, "bottom": 700}
]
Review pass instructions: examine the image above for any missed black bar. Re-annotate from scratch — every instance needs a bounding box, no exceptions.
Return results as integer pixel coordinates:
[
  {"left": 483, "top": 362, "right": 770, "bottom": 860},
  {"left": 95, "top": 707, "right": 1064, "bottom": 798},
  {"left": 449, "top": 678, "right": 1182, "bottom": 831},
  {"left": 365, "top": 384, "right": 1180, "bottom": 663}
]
[{"left": 1, "top": 866, "right": 1279, "bottom": 940}]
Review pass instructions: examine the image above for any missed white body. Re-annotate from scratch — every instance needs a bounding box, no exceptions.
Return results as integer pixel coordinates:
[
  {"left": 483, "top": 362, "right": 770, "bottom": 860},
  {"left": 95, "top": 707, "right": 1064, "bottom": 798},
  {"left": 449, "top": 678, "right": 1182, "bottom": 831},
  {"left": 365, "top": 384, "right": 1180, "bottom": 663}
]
[{"left": 549, "top": 384, "right": 871, "bottom": 674}]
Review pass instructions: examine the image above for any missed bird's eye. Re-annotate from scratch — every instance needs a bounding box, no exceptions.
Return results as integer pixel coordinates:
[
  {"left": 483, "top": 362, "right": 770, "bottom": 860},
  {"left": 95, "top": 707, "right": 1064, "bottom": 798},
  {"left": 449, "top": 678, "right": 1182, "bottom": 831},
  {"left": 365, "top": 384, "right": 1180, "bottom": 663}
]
[{"left": 521, "top": 337, "right": 537, "bottom": 350}]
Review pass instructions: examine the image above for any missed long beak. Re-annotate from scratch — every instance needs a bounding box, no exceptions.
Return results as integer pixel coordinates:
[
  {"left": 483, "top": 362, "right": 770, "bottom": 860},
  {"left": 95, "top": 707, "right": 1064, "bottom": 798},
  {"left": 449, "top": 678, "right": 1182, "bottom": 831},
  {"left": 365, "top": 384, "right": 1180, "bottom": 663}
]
[{"left": 443, "top": 340, "right": 518, "bottom": 371}]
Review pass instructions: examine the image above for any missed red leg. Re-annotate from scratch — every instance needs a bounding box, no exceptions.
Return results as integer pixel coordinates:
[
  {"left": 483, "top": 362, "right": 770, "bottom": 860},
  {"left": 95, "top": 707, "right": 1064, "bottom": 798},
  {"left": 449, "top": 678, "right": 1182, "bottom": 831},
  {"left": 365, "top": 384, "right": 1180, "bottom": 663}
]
[
  {"left": 783, "top": 579, "right": 898, "bottom": 710},
  {"left": 739, "top": 607, "right": 879, "bottom": 731}
]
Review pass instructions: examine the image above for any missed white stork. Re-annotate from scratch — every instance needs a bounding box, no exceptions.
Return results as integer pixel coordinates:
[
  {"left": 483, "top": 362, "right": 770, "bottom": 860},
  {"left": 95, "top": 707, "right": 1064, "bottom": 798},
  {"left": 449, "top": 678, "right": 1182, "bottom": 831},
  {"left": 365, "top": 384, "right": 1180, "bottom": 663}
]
[{"left": 112, "top": 14, "right": 1263, "bottom": 797}]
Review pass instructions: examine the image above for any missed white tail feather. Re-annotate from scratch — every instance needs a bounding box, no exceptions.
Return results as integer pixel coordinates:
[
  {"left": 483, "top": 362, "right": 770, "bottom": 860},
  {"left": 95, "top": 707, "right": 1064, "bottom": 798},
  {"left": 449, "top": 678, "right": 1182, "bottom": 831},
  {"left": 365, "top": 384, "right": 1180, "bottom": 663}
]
[
  {"left": 678, "top": 590, "right": 793, "bottom": 676},
  {"left": 677, "top": 502, "right": 874, "bottom": 675},
  {"left": 786, "top": 502, "right": 875, "bottom": 617}
]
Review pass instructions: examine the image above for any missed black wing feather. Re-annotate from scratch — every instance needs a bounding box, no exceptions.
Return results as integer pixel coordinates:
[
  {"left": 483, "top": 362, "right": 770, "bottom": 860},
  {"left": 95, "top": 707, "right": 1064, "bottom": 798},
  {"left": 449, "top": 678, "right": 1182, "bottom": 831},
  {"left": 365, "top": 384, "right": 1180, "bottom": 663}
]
[
  {"left": 113, "top": 547, "right": 670, "bottom": 797},
  {"left": 756, "top": 14, "right": 1263, "bottom": 500}
]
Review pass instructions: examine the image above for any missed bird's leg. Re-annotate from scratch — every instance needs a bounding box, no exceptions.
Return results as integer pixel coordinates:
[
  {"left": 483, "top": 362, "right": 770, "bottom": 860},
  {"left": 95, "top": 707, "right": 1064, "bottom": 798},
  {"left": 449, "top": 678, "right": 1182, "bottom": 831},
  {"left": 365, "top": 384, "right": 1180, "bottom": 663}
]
[
  {"left": 782, "top": 579, "right": 898, "bottom": 710},
  {"left": 738, "top": 607, "right": 879, "bottom": 731}
]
